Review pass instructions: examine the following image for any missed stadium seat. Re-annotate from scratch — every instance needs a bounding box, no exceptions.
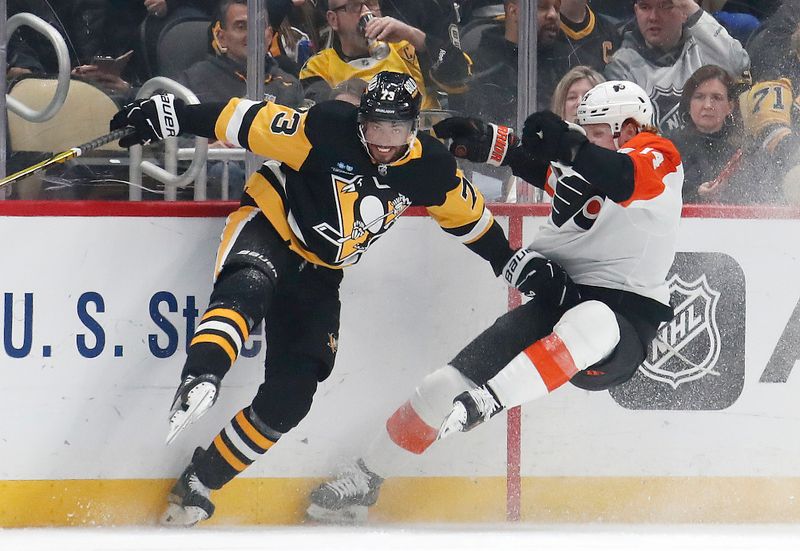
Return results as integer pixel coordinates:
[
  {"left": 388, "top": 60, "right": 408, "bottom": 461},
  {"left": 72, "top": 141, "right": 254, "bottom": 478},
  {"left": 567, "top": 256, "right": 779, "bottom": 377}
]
[
  {"left": 154, "top": 17, "right": 212, "bottom": 79},
  {"left": 7, "top": 76, "right": 122, "bottom": 153}
]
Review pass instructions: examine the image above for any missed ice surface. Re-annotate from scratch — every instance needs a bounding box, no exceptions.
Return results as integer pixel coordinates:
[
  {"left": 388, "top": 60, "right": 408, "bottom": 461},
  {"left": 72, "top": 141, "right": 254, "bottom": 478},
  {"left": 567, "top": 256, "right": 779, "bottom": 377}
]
[{"left": 1, "top": 525, "right": 799, "bottom": 551}]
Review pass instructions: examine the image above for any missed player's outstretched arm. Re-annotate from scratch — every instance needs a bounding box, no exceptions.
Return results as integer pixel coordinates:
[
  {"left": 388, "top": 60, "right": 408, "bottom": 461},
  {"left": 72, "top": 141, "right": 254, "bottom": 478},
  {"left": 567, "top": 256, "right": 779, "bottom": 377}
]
[
  {"left": 110, "top": 93, "right": 226, "bottom": 147},
  {"left": 432, "top": 116, "right": 549, "bottom": 186}
]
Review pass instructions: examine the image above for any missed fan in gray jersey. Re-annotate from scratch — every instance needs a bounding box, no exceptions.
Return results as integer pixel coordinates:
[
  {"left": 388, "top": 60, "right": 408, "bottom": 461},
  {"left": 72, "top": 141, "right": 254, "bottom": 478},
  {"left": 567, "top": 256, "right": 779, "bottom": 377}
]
[{"left": 604, "top": 0, "right": 749, "bottom": 132}]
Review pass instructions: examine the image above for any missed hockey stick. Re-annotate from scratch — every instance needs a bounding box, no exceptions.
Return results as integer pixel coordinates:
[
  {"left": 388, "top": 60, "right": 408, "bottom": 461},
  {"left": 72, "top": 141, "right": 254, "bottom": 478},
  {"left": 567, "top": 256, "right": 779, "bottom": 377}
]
[{"left": 0, "top": 127, "right": 134, "bottom": 189}]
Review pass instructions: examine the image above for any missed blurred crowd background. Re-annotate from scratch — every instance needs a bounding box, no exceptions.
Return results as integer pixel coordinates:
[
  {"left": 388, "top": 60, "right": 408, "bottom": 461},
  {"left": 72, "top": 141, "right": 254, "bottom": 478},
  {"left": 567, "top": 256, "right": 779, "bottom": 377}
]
[{"left": 5, "top": 0, "right": 800, "bottom": 206}]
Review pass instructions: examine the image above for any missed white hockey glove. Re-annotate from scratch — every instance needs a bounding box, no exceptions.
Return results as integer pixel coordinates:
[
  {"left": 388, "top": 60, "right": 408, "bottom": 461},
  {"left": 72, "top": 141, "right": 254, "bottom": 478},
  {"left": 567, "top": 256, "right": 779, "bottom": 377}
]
[
  {"left": 433, "top": 116, "right": 518, "bottom": 166},
  {"left": 110, "top": 93, "right": 183, "bottom": 147},
  {"left": 502, "top": 248, "right": 580, "bottom": 308}
]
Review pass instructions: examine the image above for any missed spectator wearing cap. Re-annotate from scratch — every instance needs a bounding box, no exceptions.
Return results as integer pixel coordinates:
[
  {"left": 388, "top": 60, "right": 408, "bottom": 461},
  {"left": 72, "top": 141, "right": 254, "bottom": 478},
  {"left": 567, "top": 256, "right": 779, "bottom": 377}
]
[{"left": 605, "top": 0, "right": 749, "bottom": 132}]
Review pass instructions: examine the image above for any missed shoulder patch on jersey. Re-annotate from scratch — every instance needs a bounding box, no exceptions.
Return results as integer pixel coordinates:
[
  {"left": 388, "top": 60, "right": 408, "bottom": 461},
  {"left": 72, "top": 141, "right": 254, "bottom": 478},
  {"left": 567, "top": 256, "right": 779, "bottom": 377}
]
[{"left": 400, "top": 43, "right": 416, "bottom": 62}]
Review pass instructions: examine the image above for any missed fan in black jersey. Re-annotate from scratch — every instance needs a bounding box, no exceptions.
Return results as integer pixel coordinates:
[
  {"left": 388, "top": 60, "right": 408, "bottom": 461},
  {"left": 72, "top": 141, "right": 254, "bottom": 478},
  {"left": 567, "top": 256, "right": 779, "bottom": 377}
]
[{"left": 109, "top": 71, "right": 514, "bottom": 526}]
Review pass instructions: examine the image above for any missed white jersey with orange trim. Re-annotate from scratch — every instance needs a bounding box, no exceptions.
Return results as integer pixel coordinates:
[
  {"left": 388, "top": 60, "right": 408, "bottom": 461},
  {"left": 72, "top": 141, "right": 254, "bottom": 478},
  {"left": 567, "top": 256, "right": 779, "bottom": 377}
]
[{"left": 531, "top": 132, "right": 683, "bottom": 305}]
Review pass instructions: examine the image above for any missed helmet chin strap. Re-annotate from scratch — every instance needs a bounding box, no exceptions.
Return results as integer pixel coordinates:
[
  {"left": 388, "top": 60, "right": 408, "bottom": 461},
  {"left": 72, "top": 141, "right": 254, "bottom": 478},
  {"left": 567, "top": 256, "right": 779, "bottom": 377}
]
[{"left": 358, "top": 124, "right": 418, "bottom": 165}]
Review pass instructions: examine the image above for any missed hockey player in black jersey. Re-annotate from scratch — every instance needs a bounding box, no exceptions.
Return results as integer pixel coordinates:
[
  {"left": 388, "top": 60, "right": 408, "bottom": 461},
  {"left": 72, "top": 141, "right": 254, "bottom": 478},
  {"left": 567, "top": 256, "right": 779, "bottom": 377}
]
[{"left": 109, "top": 71, "right": 513, "bottom": 526}]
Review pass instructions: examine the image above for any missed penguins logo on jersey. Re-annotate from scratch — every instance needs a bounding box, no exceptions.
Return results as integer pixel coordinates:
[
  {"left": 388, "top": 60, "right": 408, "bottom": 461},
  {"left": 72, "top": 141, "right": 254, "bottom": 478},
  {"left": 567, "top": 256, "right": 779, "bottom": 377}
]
[{"left": 313, "top": 174, "right": 411, "bottom": 263}]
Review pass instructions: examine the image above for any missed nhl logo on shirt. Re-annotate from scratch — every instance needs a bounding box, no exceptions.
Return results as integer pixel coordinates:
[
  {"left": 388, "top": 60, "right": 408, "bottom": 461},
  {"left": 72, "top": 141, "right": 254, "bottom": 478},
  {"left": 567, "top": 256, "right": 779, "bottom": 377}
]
[
  {"left": 650, "top": 84, "right": 685, "bottom": 132},
  {"left": 609, "top": 252, "right": 745, "bottom": 410}
]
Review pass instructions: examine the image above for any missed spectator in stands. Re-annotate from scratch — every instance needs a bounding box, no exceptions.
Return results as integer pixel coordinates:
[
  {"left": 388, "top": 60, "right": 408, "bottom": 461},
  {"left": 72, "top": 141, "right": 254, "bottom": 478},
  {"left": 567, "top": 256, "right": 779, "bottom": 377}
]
[
  {"left": 299, "top": 0, "right": 471, "bottom": 107},
  {"left": 179, "top": 0, "right": 303, "bottom": 200},
  {"left": 328, "top": 77, "right": 368, "bottom": 104},
  {"left": 453, "top": 0, "right": 571, "bottom": 126},
  {"left": 668, "top": 65, "right": 741, "bottom": 203},
  {"left": 265, "top": 0, "right": 315, "bottom": 75},
  {"left": 178, "top": 0, "right": 303, "bottom": 105},
  {"left": 605, "top": 0, "right": 749, "bottom": 133},
  {"left": 736, "top": 0, "right": 800, "bottom": 204},
  {"left": 381, "top": 0, "right": 462, "bottom": 56},
  {"left": 559, "top": 0, "right": 621, "bottom": 70},
  {"left": 746, "top": 0, "right": 800, "bottom": 85},
  {"left": 550, "top": 65, "right": 605, "bottom": 122}
]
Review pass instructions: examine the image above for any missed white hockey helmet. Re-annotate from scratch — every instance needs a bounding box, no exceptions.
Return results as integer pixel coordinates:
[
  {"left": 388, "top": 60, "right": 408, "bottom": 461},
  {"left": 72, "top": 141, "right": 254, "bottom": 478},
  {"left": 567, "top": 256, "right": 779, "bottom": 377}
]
[{"left": 576, "top": 80, "right": 654, "bottom": 134}]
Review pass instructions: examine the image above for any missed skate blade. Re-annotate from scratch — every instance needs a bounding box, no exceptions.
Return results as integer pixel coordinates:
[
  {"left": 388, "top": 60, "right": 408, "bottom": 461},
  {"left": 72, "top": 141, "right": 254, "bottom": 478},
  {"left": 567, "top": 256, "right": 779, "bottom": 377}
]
[
  {"left": 305, "top": 503, "right": 368, "bottom": 525},
  {"left": 436, "top": 402, "right": 468, "bottom": 441},
  {"left": 165, "top": 383, "right": 217, "bottom": 445},
  {"left": 160, "top": 502, "right": 209, "bottom": 527}
]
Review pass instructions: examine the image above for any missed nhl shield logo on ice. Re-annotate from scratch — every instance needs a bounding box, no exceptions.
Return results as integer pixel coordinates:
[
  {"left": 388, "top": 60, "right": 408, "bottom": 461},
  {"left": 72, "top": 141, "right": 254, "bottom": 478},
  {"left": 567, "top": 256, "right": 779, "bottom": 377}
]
[{"left": 641, "top": 274, "right": 721, "bottom": 389}]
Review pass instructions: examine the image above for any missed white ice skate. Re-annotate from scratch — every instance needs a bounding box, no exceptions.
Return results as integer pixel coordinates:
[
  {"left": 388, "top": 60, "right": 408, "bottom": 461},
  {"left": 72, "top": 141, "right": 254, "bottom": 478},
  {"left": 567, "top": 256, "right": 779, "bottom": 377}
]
[
  {"left": 306, "top": 459, "right": 383, "bottom": 524},
  {"left": 161, "top": 448, "right": 215, "bottom": 526},
  {"left": 166, "top": 374, "right": 220, "bottom": 445},
  {"left": 438, "top": 385, "right": 502, "bottom": 440}
]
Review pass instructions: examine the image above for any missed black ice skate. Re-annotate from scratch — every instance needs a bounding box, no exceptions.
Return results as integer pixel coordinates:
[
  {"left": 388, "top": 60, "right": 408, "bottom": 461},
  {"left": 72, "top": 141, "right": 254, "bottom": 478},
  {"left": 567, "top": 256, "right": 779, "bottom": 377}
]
[
  {"left": 161, "top": 448, "right": 215, "bottom": 526},
  {"left": 438, "top": 385, "right": 502, "bottom": 440},
  {"left": 306, "top": 459, "right": 384, "bottom": 524},
  {"left": 166, "top": 374, "right": 220, "bottom": 444}
]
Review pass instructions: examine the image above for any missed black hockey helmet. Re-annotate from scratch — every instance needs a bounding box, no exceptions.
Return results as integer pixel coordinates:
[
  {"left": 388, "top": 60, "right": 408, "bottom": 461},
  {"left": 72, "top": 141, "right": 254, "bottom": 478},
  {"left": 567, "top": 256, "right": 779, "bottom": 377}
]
[{"left": 358, "top": 71, "right": 422, "bottom": 123}]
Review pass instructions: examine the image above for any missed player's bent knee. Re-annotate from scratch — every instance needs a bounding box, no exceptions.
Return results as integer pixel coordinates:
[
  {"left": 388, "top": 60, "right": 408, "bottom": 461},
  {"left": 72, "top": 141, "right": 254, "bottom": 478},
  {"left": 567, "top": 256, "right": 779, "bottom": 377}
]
[
  {"left": 386, "top": 365, "right": 473, "bottom": 455},
  {"left": 211, "top": 265, "right": 275, "bottom": 324},
  {"left": 554, "top": 300, "right": 620, "bottom": 371}
]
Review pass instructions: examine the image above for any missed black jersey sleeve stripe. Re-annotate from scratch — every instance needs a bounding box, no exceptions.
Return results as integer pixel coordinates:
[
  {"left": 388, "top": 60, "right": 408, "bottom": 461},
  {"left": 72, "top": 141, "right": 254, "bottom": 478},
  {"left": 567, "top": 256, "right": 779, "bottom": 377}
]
[
  {"left": 256, "top": 164, "right": 290, "bottom": 211},
  {"left": 238, "top": 101, "right": 268, "bottom": 151}
]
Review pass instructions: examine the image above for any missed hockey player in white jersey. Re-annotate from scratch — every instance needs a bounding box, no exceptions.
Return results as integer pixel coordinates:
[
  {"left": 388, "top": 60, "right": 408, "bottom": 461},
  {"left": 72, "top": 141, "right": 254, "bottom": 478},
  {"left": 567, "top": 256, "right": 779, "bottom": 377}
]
[{"left": 306, "top": 80, "right": 683, "bottom": 523}]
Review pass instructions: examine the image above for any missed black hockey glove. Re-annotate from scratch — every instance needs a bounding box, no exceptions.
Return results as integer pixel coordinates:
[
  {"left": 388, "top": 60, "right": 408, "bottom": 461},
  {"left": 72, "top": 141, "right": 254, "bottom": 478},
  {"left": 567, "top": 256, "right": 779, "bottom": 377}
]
[
  {"left": 502, "top": 248, "right": 580, "bottom": 309},
  {"left": 428, "top": 44, "right": 473, "bottom": 94},
  {"left": 433, "top": 116, "right": 518, "bottom": 166},
  {"left": 110, "top": 93, "right": 184, "bottom": 148},
  {"left": 522, "top": 110, "right": 587, "bottom": 165}
]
